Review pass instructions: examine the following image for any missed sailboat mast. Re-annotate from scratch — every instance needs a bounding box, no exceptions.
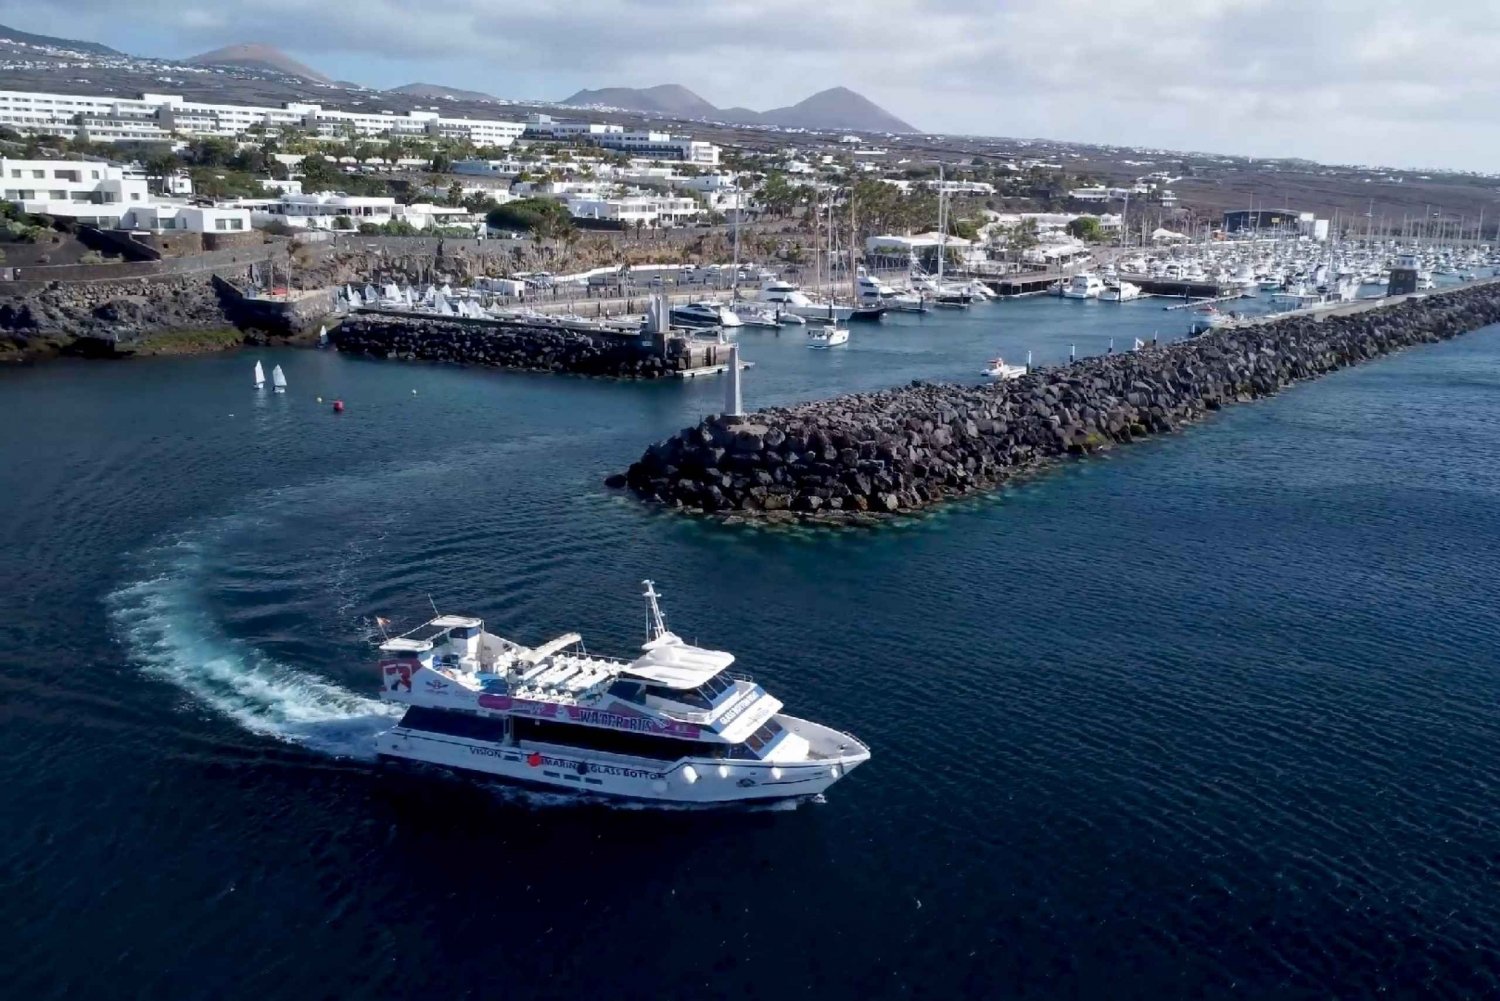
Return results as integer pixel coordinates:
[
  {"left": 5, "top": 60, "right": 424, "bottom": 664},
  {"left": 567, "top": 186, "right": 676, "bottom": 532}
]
[
  {"left": 816, "top": 187, "right": 828, "bottom": 295},
  {"left": 937, "top": 164, "right": 946, "bottom": 285},
  {"left": 731, "top": 189, "right": 741, "bottom": 294}
]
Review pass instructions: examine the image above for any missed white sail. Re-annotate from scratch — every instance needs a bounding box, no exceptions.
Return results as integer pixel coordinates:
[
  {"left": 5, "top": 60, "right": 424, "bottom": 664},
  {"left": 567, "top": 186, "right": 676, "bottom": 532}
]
[
  {"left": 271, "top": 364, "right": 287, "bottom": 392},
  {"left": 253, "top": 360, "right": 265, "bottom": 389}
]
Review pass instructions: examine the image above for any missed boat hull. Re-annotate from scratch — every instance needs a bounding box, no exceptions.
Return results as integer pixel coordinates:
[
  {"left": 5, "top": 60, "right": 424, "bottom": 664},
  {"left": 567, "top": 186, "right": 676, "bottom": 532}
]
[{"left": 374, "top": 726, "right": 865, "bottom": 804}]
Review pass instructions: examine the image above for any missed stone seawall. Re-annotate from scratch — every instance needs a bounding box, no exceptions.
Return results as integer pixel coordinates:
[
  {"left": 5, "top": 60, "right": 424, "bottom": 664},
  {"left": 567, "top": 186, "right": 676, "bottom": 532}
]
[
  {"left": 616, "top": 284, "right": 1500, "bottom": 522},
  {"left": 331, "top": 316, "right": 677, "bottom": 378}
]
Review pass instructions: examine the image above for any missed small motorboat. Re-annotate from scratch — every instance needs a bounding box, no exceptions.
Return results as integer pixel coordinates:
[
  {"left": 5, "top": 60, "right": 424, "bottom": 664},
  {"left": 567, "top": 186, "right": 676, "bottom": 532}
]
[
  {"left": 981, "top": 356, "right": 1027, "bottom": 379},
  {"left": 807, "top": 325, "right": 850, "bottom": 348}
]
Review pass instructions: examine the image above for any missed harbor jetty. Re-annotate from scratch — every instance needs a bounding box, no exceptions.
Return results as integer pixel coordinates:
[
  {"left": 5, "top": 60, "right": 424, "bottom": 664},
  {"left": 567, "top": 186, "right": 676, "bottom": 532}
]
[
  {"left": 614, "top": 283, "right": 1500, "bottom": 521},
  {"left": 330, "top": 312, "right": 734, "bottom": 379}
]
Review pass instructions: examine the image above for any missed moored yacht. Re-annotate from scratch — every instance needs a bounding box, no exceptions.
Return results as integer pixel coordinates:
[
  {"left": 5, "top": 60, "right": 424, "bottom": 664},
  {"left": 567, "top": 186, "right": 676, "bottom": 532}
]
[
  {"left": 1061, "top": 274, "right": 1105, "bottom": 299},
  {"left": 374, "top": 582, "right": 870, "bottom": 804},
  {"left": 1098, "top": 280, "right": 1142, "bottom": 302},
  {"left": 856, "top": 271, "right": 925, "bottom": 313},
  {"left": 755, "top": 279, "right": 854, "bottom": 322},
  {"left": 670, "top": 301, "right": 743, "bottom": 329}
]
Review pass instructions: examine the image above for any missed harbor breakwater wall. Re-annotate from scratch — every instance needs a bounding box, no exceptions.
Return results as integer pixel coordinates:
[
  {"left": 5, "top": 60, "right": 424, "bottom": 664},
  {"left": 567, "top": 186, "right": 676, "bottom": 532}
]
[
  {"left": 331, "top": 315, "right": 698, "bottom": 378},
  {"left": 615, "top": 284, "right": 1500, "bottom": 521}
]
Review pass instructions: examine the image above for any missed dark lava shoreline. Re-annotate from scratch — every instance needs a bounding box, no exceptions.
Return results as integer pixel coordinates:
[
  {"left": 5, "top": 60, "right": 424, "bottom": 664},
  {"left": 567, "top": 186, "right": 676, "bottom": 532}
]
[{"left": 612, "top": 283, "right": 1500, "bottom": 523}]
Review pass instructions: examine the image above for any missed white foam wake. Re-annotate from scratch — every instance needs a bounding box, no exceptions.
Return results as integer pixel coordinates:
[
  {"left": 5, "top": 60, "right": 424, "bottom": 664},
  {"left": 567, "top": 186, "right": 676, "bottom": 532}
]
[{"left": 107, "top": 535, "right": 400, "bottom": 759}]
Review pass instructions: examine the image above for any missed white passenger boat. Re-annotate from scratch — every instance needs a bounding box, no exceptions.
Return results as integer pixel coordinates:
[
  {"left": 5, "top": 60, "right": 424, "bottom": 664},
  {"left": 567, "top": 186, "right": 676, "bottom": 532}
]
[
  {"left": 373, "top": 582, "right": 870, "bottom": 804},
  {"left": 807, "top": 324, "right": 850, "bottom": 348}
]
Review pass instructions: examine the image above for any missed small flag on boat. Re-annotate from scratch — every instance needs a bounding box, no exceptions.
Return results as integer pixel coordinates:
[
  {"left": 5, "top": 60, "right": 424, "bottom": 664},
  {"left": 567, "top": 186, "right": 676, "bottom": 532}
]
[{"left": 376, "top": 616, "right": 392, "bottom": 629}]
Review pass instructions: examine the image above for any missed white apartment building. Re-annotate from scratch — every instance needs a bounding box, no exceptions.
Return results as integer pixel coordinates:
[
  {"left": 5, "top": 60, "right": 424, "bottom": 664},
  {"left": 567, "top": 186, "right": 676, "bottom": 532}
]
[
  {"left": 0, "top": 89, "right": 526, "bottom": 146},
  {"left": 565, "top": 194, "right": 703, "bottom": 229},
  {"left": 0, "top": 155, "right": 252, "bottom": 232},
  {"left": 0, "top": 157, "right": 150, "bottom": 225},
  {"left": 122, "top": 204, "right": 253, "bottom": 233},
  {"left": 927, "top": 180, "right": 996, "bottom": 196},
  {"left": 523, "top": 115, "right": 720, "bottom": 166},
  {"left": 239, "top": 192, "right": 477, "bottom": 231},
  {"left": 1068, "top": 186, "right": 1111, "bottom": 203}
]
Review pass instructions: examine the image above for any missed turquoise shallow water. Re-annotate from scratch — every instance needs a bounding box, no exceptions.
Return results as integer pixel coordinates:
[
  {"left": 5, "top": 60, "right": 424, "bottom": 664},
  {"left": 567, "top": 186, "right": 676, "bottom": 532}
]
[{"left": 2, "top": 293, "right": 1499, "bottom": 998}]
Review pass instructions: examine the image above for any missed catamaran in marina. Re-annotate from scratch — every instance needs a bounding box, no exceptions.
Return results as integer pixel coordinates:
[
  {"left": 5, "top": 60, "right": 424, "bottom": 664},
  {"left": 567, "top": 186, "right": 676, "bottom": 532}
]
[{"left": 374, "top": 582, "right": 870, "bottom": 803}]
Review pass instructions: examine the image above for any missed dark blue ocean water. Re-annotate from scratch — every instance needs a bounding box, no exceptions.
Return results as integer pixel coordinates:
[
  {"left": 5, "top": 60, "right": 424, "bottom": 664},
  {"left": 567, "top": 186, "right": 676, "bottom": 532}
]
[{"left": 3, "top": 294, "right": 1499, "bottom": 999}]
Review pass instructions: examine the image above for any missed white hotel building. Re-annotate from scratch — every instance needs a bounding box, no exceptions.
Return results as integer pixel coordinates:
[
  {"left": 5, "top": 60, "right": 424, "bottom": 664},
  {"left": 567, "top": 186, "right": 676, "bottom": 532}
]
[{"left": 0, "top": 90, "right": 527, "bottom": 146}]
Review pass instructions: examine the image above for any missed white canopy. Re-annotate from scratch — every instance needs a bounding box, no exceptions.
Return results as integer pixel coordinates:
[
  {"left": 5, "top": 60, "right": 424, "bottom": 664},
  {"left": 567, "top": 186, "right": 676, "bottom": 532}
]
[{"left": 625, "top": 633, "right": 734, "bottom": 689}]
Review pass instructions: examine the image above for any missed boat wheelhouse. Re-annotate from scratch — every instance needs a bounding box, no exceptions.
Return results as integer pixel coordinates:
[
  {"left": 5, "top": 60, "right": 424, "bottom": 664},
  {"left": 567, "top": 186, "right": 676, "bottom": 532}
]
[{"left": 373, "top": 582, "right": 870, "bottom": 803}]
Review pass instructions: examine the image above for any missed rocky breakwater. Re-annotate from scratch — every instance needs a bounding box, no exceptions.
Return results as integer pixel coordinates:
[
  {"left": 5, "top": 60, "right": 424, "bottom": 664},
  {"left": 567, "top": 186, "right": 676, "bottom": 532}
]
[
  {"left": 0, "top": 275, "right": 236, "bottom": 359},
  {"left": 616, "top": 283, "right": 1500, "bottom": 522},
  {"left": 331, "top": 315, "right": 676, "bottom": 378}
]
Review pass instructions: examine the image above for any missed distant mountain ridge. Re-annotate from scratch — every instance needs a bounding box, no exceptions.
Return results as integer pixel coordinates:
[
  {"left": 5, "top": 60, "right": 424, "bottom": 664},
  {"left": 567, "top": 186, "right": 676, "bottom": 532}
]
[
  {"left": 388, "top": 82, "right": 500, "bottom": 103},
  {"left": 0, "top": 22, "right": 122, "bottom": 57},
  {"left": 561, "top": 83, "right": 916, "bottom": 133},
  {"left": 562, "top": 84, "right": 720, "bottom": 119},
  {"left": 187, "top": 43, "right": 332, "bottom": 84}
]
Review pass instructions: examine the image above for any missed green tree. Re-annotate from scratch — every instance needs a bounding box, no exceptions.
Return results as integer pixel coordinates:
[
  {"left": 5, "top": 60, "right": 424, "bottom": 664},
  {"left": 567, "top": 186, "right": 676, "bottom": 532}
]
[
  {"left": 145, "top": 152, "right": 180, "bottom": 192},
  {"left": 485, "top": 197, "right": 575, "bottom": 235},
  {"left": 1066, "top": 216, "right": 1104, "bottom": 241},
  {"left": 185, "top": 136, "right": 239, "bottom": 167},
  {"left": 299, "top": 154, "right": 340, "bottom": 190}
]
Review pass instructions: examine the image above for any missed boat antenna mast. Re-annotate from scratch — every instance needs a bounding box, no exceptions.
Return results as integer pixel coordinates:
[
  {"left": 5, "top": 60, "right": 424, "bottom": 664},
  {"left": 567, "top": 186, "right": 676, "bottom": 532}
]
[{"left": 642, "top": 579, "right": 669, "bottom": 641}]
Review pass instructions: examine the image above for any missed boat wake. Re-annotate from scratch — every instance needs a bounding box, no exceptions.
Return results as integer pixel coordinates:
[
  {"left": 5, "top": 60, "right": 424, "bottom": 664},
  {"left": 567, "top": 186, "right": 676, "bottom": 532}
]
[{"left": 106, "top": 532, "right": 400, "bottom": 760}]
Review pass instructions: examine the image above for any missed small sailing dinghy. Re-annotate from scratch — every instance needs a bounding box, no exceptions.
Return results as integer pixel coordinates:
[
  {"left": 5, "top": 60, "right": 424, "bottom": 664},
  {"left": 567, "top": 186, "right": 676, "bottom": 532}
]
[
  {"left": 253, "top": 360, "right": 265, "bottom": 390},
  {"left": 271, "top": 364, "right": 287, "bottom": 394}
]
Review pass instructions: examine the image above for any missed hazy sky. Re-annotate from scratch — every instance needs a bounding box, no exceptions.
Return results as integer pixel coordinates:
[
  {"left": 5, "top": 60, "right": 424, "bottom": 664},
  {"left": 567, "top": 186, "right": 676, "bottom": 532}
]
[{"left": 4, "top": 0, "right": 1497, "bottom": 172}]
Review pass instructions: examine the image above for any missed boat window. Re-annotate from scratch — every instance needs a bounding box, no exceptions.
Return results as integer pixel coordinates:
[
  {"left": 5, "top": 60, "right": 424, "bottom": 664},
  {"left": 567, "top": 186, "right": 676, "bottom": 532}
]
[
  {"left": 662, "top": 673, "right": 737, "bottom": 710},
  {"left": 744, "top": 719, "right": 785, "bottom": 754},
  {"left": 512, "top": 717, "right": 737, "bottom": 761},
  {"left": 606, "top": 679, "right": 647, "bottom": 703},
  {"left": 399, "top": 706, "right": 508, "bottom": 741}
]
